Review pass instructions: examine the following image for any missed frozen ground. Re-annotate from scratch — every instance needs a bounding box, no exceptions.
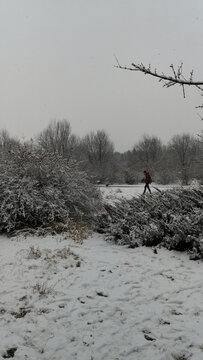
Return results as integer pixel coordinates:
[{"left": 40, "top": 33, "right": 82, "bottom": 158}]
[
  {"left": 99, "top": 183, "right": 178, "bottom": 202},
  {"left": 0, "top": 185, "right": 203, "bottom": 360}
]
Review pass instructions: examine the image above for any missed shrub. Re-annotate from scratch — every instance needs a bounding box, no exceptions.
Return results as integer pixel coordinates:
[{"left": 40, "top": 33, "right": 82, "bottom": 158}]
[
  {"left": 98, "top": 186, "right": 203, "bottom": 259},
  {"left": 0, "top": 143, "right": 101, "bottom": 232}
]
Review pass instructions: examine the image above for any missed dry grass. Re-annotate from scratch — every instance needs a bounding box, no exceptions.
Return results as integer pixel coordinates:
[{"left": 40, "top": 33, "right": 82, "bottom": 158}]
[
  {"left": 9, "top": 221, "right": 91, "bottom": 244},
  {"left": 33, "top": 282, "right": 53, "bottom": 297},
  {"left": 67, "top": 222, "right": 92, "bottom": 244},
  {"left": 27, "top": 246, "right": 41, "bottom": 259}
]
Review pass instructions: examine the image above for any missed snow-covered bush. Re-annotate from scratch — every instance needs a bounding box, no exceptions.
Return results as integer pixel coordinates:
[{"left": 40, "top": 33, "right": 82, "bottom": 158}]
[
  {"left": 98, "top": 187, "right": 203, "bottom": 259},
  {"left": 0, "top": 143, "right": 101, "bottom": 232}
]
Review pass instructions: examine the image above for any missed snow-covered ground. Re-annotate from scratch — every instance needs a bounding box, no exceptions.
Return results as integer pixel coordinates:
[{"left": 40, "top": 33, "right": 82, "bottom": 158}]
[
  {"left": 99, "top": 184, "right": 178, "bottom": 202},
  {"left": 0, "top": 186, "right": 203, "bottom": 360}
]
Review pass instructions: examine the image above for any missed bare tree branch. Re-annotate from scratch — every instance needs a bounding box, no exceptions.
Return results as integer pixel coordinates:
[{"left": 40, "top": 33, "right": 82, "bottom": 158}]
[
  {"left": 115, "top": 62, "right": 203, "bottom": 87},
  {"left": 115, "top": 59, "right": 203, "bottom": 140}
]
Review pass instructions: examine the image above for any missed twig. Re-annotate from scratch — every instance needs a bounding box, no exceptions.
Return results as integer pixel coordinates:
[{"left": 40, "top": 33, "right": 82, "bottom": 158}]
[{"left": 115, "top": 62, "right": 203, "bottom": 88}]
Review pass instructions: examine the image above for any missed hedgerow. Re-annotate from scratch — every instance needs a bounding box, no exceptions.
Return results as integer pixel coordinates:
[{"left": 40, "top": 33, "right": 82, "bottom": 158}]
[{"left": 98, "top": 186, "right": 203, "bottom": 259}]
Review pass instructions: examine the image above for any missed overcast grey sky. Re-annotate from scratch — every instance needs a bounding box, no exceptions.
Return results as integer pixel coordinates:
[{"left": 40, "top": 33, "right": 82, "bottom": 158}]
[{"left": 0, "top": 0, "right": 203, "bottom": 151}]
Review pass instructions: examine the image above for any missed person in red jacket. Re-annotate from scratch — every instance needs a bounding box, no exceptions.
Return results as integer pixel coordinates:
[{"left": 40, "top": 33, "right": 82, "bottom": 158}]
[{"left": 142, "top": 170, "right": 152, "bottom": 194}]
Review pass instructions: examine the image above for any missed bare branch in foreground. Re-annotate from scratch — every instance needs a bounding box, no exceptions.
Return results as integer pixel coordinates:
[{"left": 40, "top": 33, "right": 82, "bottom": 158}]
[{"left": 115, "top": 61, "right": 203, "bottom": 98}]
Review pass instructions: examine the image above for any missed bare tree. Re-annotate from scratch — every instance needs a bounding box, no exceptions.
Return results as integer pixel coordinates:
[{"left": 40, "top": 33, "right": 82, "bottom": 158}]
[
  {"left": 38, "top": 120, "right": 78, "bottom": 160},
  {"left": 0, "top": 129, "right": 19, "bottom": 154},
  {"left": 83, "top": 130, "right": 114, "bottom": 166},
  {"left": 82, "top": 130, "right": 114, "bottom": 182},
  {"left": 134, "top": 135, "right": 163, "bottom": 171},
  {"left": 170, "top": 134, "right": 199, "bottom": 185}
]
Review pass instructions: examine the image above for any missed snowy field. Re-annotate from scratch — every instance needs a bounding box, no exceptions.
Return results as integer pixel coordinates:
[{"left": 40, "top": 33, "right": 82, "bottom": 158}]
[
  {"left": 99, "top": 183, "right": 177, "bottom": 202},
  {"left": 0, "top": 186, "right": 203, "bottom": 360}
]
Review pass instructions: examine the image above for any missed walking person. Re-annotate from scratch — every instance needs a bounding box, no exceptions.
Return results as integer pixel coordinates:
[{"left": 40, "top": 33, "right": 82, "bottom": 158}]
[{"left": 142, "top": 170, "right": 152, "bottom": 194}]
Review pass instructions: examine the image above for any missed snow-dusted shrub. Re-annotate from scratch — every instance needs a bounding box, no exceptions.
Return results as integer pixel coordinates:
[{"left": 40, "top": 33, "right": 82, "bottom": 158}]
[
  {"left": 0, "top": 144, "right": 101, "bottom": 232},
  {"left": 98, "top": 187, "right": 203, "bottom": 259}
]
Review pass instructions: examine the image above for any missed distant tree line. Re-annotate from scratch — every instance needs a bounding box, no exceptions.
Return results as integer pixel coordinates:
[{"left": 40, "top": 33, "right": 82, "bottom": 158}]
[{"left": 1, "top": 119, "right": 202, "bottom": 185}]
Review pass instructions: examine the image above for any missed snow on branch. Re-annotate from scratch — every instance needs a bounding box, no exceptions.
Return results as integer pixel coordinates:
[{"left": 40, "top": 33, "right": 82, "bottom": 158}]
[{"left": 115, "top": 58, "right": 203, "bottom": 98}]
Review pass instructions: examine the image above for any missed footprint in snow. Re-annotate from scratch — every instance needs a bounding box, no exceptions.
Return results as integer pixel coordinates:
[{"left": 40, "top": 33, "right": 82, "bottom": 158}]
[
  {"left": 159, "top": 318, "right": 171, "bottom": 325},
  {"left": 142, "top": 330, "right": 156, "bottom": 341},
  {"left": 170, "top": 309, "right": 183, "bottom": 316},
  {"left": 2, "top": 347, "right": 18, "bottom": 358},
  {"left": 144, "top": 333, "right": 156, "bottom": 341},
  {"left": 96, "top": 291, "right": 108, "bottom": 297}
]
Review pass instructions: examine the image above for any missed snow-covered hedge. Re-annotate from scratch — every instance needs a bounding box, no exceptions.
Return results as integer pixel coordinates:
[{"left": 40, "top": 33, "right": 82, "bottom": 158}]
[
  {"left": 98, "top": 187, "right": 203, "bottom": 259},
  {"left": 0, "top": 144, "right": 101, "bottom": 232}
]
